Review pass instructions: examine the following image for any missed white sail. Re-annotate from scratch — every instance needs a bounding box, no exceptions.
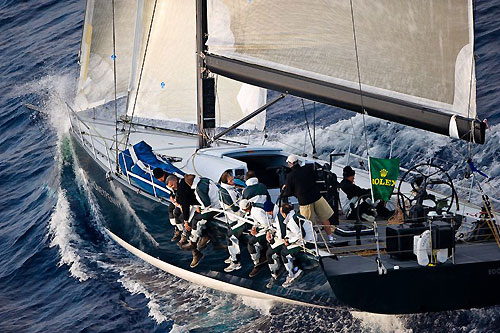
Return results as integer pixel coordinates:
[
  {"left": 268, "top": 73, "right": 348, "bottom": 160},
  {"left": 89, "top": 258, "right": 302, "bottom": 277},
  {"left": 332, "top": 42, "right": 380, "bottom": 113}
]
[
  {"left": 126, "top": 0, "right": 267, "bottom": 130},
  {"left": 75, "top": 0, "right": 137, "bottom": 111},
  {"left": 207, "top": 0, "right": 476, "bottom": 120}
]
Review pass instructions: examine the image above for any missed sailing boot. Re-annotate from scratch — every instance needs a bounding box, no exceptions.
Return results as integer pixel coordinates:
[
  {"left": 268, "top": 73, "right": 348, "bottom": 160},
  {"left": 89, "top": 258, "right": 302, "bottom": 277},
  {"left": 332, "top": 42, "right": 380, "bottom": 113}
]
[
  {"left": 197, "top": 235, "right": 211, "bottom": 250},
  {"left": 190, "top": 249, "right": 204, "bottom": 268},
  {"left": 282, "top": 268, "right": 303, "bottom": 288},
  {"left": 224, "top": 254, "right": 242, "bottom": 273},
  {"left": 249, "top": 265, "right": 264, "bottom": 278},
  {"left": 181, "top": 241, "right": 197, "bottom": 251},
  {"left": 224, "top": 261, "right": 242, "bottom": 273},
  {"left": 171, "top": 228, "right": 182, "bottom": 242},
  {"left": 249, "top": 256, "right": 267, "bottom": 278},
  {"left": 177, "top": 234, "right": 188, "bottom": 247}
]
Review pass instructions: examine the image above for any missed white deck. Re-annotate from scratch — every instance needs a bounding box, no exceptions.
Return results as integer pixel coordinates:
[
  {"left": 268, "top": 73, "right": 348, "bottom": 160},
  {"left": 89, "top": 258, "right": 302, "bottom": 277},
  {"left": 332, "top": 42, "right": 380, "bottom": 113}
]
[{"left": 71, "top": 112, "right": 482, "bottom": 220}]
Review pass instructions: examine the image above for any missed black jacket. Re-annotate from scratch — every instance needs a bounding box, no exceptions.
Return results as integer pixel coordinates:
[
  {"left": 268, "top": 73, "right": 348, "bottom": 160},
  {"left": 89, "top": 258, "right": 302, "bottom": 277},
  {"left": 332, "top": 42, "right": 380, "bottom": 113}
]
[
  {"left": 282, "top": 164, "right": 321, "bottom": 206},
  {"left": 176, "top": 178, "right": 199, "bottom": 221},
  {"left": 339, "top": 179, "right": 370, "bottom": 200}
]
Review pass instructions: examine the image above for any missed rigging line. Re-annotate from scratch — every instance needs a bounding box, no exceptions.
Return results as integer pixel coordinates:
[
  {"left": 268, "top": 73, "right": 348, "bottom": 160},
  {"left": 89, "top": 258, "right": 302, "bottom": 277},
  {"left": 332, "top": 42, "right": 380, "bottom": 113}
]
[
  {"left": 301, "top": 99, "right": 316, "bottom": 155},
  {"left": 125, "top": 0, "right": 158, "bottom": 149},
  {"left": 466, "top": 0, "right": 477, "bottom": 156},
  {"left": 313, "top": 102, "right": 316, "bottom": 153},
  {"left": 349, "top": 0, "right": 370, "bottom": 157},
  {"left": 30, "top": 112, "right": 56, "bottom": 159},
  {"left": 215, "top": 74, "right": 221, "bottom": 142},
  {"left": 112, "top": 0, "right": 119, "bottom": 173}
]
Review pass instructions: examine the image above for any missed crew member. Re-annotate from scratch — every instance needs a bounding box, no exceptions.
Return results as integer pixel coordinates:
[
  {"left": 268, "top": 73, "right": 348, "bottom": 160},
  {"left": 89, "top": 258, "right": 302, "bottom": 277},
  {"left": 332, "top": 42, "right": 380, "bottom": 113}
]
[
  {"left": 218, "top": 170, "right": 245, "bottom": 273},
  {"left": 166, "top": 174, "right": 203, "bottom": 267},
  {"left": 179, "top": 175, "right": 222, "bottom": 267},
  {"left": 281, "top": 154, "right": 335, "bottom": 242},
  {"left": 242, "top": 170, "right": 270, "bottom": 204},
  {"left": 266, "top": 203, "right": 313, "bottom": 288},
  {"left": 340, "top": 166, "right": 393, "bottom": 220},
  {"left": 239, "top": 199, "right": 273, "bottom": 277},
  {"left": 153, "top": 168, "right": 183, "bottom": 242}
]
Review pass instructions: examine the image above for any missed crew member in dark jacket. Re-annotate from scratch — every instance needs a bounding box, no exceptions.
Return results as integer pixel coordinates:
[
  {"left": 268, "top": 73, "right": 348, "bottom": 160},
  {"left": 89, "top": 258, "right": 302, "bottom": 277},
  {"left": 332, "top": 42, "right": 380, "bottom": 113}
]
[
  {"left": 153, "top": 169, "right": 184, "bottom": 242},
  {"left": 153, "top": 168, "right": 184, "bottom": 242},
  {"left": 166, "top": 174, "right": 207, "bottom": 268},
  {"left": 281, "top": 154, "right": 335, "bottom": 242},
  {"left": 339, "top": 166, "right": 371, "bottom": 200},
  {"left": 340, "top": 166, "right": 393, "bottom": 220}
]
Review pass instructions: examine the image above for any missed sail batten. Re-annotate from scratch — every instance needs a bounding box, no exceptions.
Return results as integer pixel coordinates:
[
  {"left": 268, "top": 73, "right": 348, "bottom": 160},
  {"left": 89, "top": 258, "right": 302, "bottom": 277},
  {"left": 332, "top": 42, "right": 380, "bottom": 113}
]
[{"left": 206, "top": 0, "right": 482, "bottom": 142}]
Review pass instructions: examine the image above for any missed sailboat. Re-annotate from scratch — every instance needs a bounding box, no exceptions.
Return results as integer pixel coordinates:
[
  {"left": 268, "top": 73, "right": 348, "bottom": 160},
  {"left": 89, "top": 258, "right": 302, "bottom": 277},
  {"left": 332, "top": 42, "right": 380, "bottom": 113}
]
[{"left": 66, "top": 0, "right": 500, "bottom": 314}]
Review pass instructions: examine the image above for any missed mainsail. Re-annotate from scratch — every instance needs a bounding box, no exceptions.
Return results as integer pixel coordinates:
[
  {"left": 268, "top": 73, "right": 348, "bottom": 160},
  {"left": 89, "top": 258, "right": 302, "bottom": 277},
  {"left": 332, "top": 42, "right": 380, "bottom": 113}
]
[
  {"left": 205, "top": 0, "right": 485, "bottom": 143},
  {"left": 75, "top": 0, "right": 267, "bottom": 131}
]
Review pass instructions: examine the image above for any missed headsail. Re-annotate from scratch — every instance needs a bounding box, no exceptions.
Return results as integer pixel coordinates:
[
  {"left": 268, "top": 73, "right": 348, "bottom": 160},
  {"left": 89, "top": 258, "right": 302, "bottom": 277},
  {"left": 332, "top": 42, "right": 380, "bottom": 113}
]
[
  {"left": 75, "top": 0, "right": 137, "bottom": 111},
  {"left": 75, "top": 0, "right": 267, "bottom": 131},
  {"left": 205, "top": 0, "right": 485, "bottom": 143},
  {"left": 125, "top": 0, "right": 267, "bottom": 130}
]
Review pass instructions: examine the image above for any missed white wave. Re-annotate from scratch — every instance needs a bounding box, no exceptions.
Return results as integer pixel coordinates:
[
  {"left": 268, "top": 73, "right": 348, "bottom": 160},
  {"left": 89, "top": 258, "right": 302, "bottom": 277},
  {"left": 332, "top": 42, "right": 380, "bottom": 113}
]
[
  {"left": 100, "top": 256, "right": 265, "bottom": 328},
  {"left": 117, "top": 272, "right": 168, "bottom": 324},
  {"left": 47, "top": 189, "right": 91, "bottom": 282},
  {"left": 351, "top": 311, "right": 411, "bottom": 333},
  {"left": 239, "top": 296, "right": 274, "bottom": 316},
  {"left": 14, "top": 72, "right": 76, "bottom": 140},
  {"left": 169, "top": 324, "right": 189, "bottom": 333},
  {"left": 108, "top": 183, "right": 160, "bottom": 247}
]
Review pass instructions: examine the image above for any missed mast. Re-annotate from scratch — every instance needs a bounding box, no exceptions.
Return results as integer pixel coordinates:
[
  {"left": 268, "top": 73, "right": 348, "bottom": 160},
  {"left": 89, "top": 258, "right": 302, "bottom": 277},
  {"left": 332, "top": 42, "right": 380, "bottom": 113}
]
[{"left": 196, "top": 0, "right": 210, "bottom": 149}]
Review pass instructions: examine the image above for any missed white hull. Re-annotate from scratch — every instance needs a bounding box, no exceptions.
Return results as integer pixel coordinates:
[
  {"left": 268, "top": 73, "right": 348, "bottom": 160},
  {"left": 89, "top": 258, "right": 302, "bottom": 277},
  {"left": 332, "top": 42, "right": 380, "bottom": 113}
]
[{"left": 105, "top": 228, "right": 329, "bottom": 309}]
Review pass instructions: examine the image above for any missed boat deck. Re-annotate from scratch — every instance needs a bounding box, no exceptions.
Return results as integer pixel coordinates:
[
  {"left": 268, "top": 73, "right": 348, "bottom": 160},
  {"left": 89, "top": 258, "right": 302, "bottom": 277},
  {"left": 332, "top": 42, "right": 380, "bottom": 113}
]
[{"left": 327, "top": 235, "right": 500, "bottom": 276}]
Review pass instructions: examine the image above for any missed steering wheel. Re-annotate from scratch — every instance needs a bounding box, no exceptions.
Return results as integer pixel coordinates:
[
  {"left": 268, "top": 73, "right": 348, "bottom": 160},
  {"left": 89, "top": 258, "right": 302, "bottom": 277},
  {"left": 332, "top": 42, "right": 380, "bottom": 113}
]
[
  {"left": 397, "top": 163, "right": 458, "bottom": 221},
  {"left": 355, "top": 194, "right": 378, "bottom": 223}
]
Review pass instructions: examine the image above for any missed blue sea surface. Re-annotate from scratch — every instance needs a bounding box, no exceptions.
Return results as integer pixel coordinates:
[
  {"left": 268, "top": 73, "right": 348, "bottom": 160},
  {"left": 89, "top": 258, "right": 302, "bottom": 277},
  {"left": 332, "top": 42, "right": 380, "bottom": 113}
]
[{"left": 1, "top": 1, "right": 500, "bottom": 332}]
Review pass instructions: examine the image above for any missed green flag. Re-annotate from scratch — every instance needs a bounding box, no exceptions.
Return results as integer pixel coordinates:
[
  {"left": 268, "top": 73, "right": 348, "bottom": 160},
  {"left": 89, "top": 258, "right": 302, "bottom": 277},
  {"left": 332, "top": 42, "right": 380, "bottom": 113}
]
[{"left": 369, "top": 157, "right": 400, "bottom": 202}]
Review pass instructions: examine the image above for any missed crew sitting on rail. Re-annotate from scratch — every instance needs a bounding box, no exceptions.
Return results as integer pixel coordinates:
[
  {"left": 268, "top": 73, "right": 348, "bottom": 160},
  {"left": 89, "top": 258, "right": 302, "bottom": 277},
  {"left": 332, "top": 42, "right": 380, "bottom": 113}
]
[
  {"left": 165, "top": 174, "right": 196, "bottom": 245},
  {"left": 218, "top": 170, "right": 247, "bottom": 273},
  {"left": 181, "top": 175, "right": 222, "bottom": 267},
  {"left": 242, "top": 170, "right": 271, "bottom": 204},
  {"left": 266, "top": 203, "right": 313, "bottom": 288},
  {"left": 339, "top": 166, "right": 393, "bottom": 220},
  {"left": 153, "top": 169, "right": 184, "bottom": 242},
  {"left": 239, "top": 199, "right": 275, "bottom": 277},
  {"left": 164, "top": 174, "right": 214, "bottom": 268}
]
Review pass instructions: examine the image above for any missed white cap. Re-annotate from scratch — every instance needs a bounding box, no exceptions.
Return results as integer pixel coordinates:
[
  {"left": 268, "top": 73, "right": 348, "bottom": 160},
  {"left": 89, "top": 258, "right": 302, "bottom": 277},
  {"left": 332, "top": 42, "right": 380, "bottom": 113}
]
[
  {"left": 286, "top": 154, "right": 299, "bottom": 164},
  {"left": 239, "top": 199, "right": 250, "bottom": 210}
]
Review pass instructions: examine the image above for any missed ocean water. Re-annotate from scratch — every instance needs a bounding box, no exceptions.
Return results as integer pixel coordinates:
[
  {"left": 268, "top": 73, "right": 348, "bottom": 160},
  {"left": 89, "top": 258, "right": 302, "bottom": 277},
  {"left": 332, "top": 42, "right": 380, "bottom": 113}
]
[{"left": 1, "top": 1, "right": 500, "bottom": 332}]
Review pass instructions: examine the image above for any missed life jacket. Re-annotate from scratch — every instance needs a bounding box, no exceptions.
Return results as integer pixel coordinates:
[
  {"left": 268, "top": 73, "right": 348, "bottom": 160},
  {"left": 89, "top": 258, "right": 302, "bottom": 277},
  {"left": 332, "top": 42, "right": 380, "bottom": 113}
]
[
  {"left": 192, "top": 177, "right": 221, "bottom": 210},
  {"left": 242, "top": 177, "right": 269, "bottom": 204},
  {"left": 218, "top": 183, "right": 240, "bottom": 212}
]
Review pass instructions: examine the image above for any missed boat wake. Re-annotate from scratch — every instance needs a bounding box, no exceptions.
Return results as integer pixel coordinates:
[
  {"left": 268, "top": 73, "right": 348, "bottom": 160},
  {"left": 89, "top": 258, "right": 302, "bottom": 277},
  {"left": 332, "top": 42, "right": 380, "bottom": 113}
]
[{"left": 48, "top": 188, "right": 92, "bottom": 282}]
